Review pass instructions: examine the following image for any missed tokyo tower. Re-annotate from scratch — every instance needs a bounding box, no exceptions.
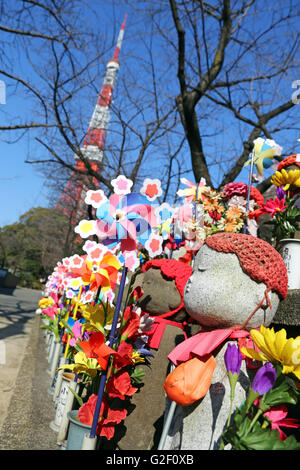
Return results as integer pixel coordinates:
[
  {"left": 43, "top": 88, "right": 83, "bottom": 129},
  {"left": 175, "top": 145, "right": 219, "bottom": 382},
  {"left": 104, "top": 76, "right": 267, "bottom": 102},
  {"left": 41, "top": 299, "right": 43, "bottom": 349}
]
[{"left": 56, "top": 14, "right": 127, "bottom": 224}]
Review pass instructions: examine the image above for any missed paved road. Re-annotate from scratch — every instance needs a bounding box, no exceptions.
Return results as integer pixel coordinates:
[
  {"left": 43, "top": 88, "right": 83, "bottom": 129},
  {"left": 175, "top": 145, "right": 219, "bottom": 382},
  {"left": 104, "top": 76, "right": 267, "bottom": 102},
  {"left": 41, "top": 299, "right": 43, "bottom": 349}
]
[
  {"left": 0, "top": 286, "right": 59, "bottom": 450},
  {"left": 0, "top": 287, "right": 41, "bottom": 430}
]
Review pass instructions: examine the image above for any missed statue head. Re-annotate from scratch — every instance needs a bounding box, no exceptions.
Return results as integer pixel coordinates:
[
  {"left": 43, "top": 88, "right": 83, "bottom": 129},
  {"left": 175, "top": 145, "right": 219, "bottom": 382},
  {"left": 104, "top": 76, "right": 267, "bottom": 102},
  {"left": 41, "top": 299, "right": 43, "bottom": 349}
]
[
  {"left": 184, "top": 232, "right": 288, "bottom": 330},
  {"left": 138, "top": 258, "right": 193, "bottom": 318}
]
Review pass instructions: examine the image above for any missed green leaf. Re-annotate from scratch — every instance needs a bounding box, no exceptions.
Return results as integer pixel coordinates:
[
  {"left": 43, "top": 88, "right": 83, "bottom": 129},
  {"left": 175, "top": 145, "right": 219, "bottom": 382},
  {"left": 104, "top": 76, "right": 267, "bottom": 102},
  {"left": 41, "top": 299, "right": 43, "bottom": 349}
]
[
  {"left": 240, "top": 420, "right": 300, "bottom": 450},
  {"left": 130, "top": 366, "right": 146, "bottom": 384},
  {"left": 68, "top": 387, "right": 84, "bottom": 407}
]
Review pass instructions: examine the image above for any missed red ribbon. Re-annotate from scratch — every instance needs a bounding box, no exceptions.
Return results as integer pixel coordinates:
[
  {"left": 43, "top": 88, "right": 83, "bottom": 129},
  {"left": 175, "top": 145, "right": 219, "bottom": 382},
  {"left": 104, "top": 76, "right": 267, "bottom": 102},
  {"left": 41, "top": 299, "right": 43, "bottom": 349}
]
[{"left": 147, "top": 317, "right": 189, "bottom": 350}]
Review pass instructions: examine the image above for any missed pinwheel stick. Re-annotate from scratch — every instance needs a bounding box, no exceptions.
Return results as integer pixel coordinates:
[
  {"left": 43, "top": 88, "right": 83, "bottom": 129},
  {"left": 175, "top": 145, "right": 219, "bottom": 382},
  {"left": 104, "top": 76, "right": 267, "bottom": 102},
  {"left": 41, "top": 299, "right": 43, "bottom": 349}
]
[
  {"left": 64, "top": 286, "right": 82, "bottom": 358},
  {"left": 89, "top": 265, "right": 128, "bottom": 440},
  {"left": 243, "top": 151, "right": 254, "bottom": 234}
]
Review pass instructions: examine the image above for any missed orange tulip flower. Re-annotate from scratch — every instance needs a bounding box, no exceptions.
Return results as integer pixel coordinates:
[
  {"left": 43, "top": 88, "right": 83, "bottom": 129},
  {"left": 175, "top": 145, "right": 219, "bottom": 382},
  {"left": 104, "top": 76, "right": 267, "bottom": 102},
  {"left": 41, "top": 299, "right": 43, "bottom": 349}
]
[{"left": 163, "top": 355, "right": 216, "bottom": 406}]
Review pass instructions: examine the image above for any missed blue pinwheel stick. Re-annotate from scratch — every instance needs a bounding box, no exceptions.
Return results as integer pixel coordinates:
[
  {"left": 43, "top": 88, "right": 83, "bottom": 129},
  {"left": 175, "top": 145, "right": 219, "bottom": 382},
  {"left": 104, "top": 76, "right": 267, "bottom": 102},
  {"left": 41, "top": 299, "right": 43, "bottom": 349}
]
[
  {"left": 243, "top": 151, "right": 254, "bottom": 234},
  {"left": 89, "top": 265, "right": 128, "bottom": 440}
]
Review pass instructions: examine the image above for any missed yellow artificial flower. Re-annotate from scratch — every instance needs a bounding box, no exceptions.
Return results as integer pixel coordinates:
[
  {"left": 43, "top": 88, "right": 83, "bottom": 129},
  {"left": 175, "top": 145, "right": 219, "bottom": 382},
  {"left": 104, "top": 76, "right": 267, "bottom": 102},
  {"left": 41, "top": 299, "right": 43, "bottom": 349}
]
[
  {"left": 80, "top": 303, "right": 115, "bottom": 333},
  {"left": 131, "top": 351, "right": 145, "bottom": 364},
  {"left": 271, "top": 168, "right": 300, "bottom": 191},
  {"left": 38, "top": 297, "right": 55, "bottom": 309},
  {"left": 58, "top": 351, "right": 101, "bottom": 378},
  {"left": 241, "top": 325, "right": 300, "bottom": 380}
]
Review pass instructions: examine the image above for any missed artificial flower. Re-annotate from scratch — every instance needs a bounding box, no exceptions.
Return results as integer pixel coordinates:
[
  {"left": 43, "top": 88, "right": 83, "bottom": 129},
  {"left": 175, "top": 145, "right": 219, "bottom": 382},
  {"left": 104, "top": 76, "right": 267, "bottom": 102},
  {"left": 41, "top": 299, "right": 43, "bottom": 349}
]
[
  {"left": 78, "top": 394, "right": 127, "bottom": 440},
  {"left": 225, "top": 206, "right": 244, "bottom": 221},
  {"left": 241, "top": 325, "right": 300, "bottom": 380},
  {"left": 262, "top": 405, "right": 300, "bottom": 440},
  {"left": 224, "top": 343, "right": 242, "bottom": 376},
  {"left": 79, "top": 331, "right": 117, "bottom": 370},
  {"left": 224, "top": 219, "right": 243, "bottom": 232},
  {"left": 80, "top": 303, "right": 115, "bottom": 332},
  {"left": 203, "top": 197, "right": 224, "bottom": 214},
  {"left": 58, "top": 351, "right": 101, "bottom": 378},
  {"left": 276, "top": 186, "right": 286, "bottom": 200},
  {"left": 262, "top": 197, "right": 288, "bottom": 218},
  {"left": 251, "top": 363, "right": 277, "bottom": 395},
  {"left": 38, "top": 297, "right": 55, "bottom": 309},
  {"left": 271, "top": 168, "right": 300, "bottom": 191},
  {"left": 67, "top": 319, "right": 89, "bottom": 347},
  {"left": 106, "top": 370, "right": 138, "bottom": 400},
  {"left": 42, "top": 306, "right": 58, "bottom": 321},
  {"left": 120, "top": 306, "right": 141, "bottom": 341}
]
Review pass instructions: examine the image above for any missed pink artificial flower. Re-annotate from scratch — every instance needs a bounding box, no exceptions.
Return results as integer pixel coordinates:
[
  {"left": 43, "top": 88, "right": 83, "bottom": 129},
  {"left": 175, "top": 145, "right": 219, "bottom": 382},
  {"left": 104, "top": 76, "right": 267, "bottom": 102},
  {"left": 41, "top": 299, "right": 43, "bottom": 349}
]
[
  {"left": 42, "top": 306, "right": 58, "bottom": 321},
  {"left": 263, "top": 405, "right": 300, "bottom": 440},
  {"left": 263, "top": 197, "right": 288, "bottom": 218}
]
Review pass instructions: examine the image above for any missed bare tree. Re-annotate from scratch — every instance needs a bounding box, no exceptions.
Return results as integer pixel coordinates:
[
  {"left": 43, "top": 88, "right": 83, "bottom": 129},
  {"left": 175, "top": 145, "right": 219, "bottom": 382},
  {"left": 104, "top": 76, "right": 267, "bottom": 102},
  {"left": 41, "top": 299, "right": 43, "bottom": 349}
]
[
  {"left": 0, "top": 0, "right": 185, "bottom": 209},
  {"left": 1, "top": 0, "right": 300, "bottom": 214},
  {"left": 123, "top": 0, "right": 300, "bottom": 191}
]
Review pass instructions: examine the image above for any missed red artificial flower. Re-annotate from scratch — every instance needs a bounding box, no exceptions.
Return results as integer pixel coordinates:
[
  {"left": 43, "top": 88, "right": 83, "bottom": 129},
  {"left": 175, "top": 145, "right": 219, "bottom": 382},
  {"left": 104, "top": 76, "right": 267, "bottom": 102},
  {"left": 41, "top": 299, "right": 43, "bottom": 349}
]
[
  {"left": 106, "top": 370, "right": 138, "bottom": 400},
  {"left": 262, "top": 197, "right": 288, "bottom": 218},
  {"left": 208, "top": 210, "right": 222, "bottom": 221},
  {"left": 114, "top": 342, "right": 134, "bottom": 368},
  {"left": 248, "top": 207, "right": 265, "bottom": 222},
  {"left": 61, "top": 332, "right": 69, "bottom": 344},
  {"left": 42, "top": 306, "right": 58, "bottom": 321},
  {"left": 238, "top": 336, "right": 261, "bottom": 370},
  {"left": 78, "top": 394, "right": 128, "bottom": 440},
  {"left": 121, "top": 306, "right": 140, "bottom": 341},
  {"left": 79, "top": 331, "right": 116, "bottom": 370},
  {"left": 130, "top": 286, "right": 144, "bottom": 303}
]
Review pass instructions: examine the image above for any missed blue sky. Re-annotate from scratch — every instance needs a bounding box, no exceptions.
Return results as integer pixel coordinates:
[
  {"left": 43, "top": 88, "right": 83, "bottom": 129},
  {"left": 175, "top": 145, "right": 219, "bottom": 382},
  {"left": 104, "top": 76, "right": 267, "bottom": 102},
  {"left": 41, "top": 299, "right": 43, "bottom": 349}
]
[
  {"left": 0, "top": 1, "right": 299, "bottom": 227},
  {"left": 0, "top": 103, "right": 50, "bottom": 227}
]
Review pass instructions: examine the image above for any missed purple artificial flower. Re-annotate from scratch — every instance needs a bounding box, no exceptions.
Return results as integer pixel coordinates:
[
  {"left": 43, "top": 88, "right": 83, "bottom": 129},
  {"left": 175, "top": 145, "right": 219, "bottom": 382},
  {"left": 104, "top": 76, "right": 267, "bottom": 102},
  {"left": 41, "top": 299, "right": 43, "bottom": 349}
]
[
  {"left": 276, "top": 185, "right": 286, "bottom": 201},
  {"left": 252, "top": 363, "right": 277, "bottom": 395},
  {"left": 224, "top": 343, "right": 242, "bottom": 375}
]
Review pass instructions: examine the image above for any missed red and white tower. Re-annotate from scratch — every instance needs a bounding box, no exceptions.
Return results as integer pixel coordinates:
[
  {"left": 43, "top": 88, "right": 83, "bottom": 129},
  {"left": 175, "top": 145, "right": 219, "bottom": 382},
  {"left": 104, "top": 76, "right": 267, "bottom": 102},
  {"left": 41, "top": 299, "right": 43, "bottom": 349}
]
[{"left": 56, "top": 14, "right": 127, "bottom": 224}]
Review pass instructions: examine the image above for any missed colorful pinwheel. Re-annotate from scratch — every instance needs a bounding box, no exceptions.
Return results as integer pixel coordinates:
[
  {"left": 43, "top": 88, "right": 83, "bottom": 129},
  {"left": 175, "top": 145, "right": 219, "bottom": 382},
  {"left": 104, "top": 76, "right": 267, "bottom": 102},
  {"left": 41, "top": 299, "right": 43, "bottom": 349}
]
[
  {"left": 95, "top": 191, "right": 160, "bottom": 254},
  {"left": 64, "top": 245, "right": 121, "bottom": 300},
  {"left": 177, "top": 177, "right": 207, "bottom": 202},
  {"left": 244, "top": 138, "right": 282, "bottom": 176}
]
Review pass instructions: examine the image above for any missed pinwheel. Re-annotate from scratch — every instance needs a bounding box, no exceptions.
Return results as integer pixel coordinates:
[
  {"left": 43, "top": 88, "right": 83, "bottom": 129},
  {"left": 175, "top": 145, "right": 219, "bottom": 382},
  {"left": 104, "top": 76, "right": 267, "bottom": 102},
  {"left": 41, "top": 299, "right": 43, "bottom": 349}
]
[
  {"left": 177, "top": 177, "right": 207, "bottom": 202},
  {"left": 243, "top": 138, "right": 282, "bottom": 234},
  {"left": 244, "top": 138, "right": 282, "bottom": 176},
  {"left": 65, "top": 246, "right": 121, "bottom": 299},
  {"left": 95, "top": 192, "right": 160, "bottom": 255}
]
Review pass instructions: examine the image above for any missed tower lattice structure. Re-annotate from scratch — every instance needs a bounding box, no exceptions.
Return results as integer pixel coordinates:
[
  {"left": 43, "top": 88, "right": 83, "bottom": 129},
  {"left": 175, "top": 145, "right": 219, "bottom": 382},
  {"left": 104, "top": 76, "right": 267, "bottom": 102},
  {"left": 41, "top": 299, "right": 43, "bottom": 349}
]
[{"left": 56, "top": 14, "right": 127, "bottom": 225}]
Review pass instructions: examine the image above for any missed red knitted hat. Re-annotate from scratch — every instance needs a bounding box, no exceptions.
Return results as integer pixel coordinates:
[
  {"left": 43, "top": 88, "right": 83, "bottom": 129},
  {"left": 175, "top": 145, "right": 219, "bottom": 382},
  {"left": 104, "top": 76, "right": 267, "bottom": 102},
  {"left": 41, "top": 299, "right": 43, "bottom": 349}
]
[
  {"left": 205, "top": 233, "right": 288, "bottom": 299},
  {"left": 277, "top": 154, "right": 300, "bottom": 172},
  {"left": 141, "top": 259, "right": 193, "bottom": 318}
]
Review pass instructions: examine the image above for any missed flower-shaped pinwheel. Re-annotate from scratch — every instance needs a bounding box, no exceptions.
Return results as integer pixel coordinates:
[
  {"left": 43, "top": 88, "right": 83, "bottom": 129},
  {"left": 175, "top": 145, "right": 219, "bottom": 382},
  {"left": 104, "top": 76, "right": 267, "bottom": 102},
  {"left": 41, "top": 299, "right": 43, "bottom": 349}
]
[
  {"left": 65, "top": 244, "right": 121, "bottom": 299},
  {"left": 177, "top": 177, "right": 207, "bottom": 202},
  {"left": 244, "top": 138, "right": 282, "bottom": 176},
  {"left": 95, "top": 191, "right": 160, "bottom": 255}
]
